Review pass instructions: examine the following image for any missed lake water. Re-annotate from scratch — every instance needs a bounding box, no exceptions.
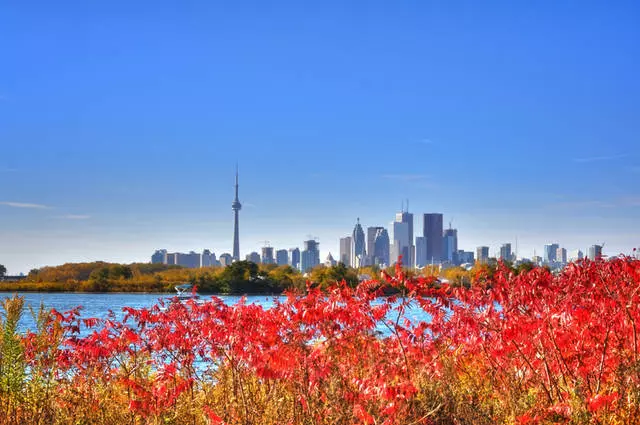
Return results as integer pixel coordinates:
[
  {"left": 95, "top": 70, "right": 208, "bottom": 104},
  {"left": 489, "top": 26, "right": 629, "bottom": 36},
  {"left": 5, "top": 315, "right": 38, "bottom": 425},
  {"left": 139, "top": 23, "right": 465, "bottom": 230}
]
[
  {"left": 0, "top": 292, "right": 433, "bottom": 334},
  {"left": 1, "top": 292, "right": 278, "bottom": 332}
]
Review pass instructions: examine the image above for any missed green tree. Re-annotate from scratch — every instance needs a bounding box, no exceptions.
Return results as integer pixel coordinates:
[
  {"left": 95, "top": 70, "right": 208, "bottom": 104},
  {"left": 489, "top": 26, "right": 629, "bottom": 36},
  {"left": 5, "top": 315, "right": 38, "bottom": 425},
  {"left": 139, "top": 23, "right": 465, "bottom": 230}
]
[{"left": 0, "top": 264, "right": 6, "bottom": 277}]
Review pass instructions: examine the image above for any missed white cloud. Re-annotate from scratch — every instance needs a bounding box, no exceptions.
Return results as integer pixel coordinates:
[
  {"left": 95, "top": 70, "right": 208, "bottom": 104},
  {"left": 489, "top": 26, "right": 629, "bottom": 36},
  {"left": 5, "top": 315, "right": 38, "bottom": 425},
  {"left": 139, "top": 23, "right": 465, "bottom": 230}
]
[
  {"left": 55, "top": 214, "right": 91, "bottom": 220},
  {"left": 572, "top": 154, "right": 627, "bottom": 163},
  {"left": 0, "top": 201, "right": 50, "bottom": 209},
  {"left": 382, "top": 174, "right": 429, "bottom": 181}
]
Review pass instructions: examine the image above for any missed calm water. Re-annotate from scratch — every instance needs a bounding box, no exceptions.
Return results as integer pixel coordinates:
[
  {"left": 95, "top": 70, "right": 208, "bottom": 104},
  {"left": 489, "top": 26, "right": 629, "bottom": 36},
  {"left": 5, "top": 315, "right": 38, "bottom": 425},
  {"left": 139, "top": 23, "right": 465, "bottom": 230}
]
[
  {"left": 0, "top": 292, "right": 278, "bottom": 332},
  {"left": 0, "top": 292, "right": 432, "bottom": 334}
]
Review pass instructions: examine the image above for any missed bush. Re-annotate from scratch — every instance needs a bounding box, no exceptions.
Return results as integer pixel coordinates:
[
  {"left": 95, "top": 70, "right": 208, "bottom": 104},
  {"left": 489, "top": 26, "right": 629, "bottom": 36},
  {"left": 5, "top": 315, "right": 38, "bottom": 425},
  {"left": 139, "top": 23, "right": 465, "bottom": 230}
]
[{"left": 0, "top": 257, "right": 638, "bottom": 424}]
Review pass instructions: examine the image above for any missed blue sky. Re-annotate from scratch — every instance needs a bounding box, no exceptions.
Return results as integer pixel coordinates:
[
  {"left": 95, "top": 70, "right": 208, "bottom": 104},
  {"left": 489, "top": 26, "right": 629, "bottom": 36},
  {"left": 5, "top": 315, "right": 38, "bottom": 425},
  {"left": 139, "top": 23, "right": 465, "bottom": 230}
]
[{"left": 1, "top": 0, "right": 639, "bottom": 273}]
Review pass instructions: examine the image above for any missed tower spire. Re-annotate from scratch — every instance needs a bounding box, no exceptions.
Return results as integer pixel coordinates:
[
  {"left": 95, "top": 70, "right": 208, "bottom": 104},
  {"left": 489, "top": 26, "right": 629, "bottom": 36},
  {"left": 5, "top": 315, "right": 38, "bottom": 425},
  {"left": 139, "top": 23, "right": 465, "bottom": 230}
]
[{"left": 231, "top": 165, "right": 242, "bottom": 261}]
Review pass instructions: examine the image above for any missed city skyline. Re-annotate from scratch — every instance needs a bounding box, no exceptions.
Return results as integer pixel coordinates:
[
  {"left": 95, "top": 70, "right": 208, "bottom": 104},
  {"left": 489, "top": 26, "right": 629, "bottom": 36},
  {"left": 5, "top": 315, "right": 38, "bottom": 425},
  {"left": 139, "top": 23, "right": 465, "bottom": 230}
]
[{"left": 1, "top": 1, "right": 639, "bottom": 273}]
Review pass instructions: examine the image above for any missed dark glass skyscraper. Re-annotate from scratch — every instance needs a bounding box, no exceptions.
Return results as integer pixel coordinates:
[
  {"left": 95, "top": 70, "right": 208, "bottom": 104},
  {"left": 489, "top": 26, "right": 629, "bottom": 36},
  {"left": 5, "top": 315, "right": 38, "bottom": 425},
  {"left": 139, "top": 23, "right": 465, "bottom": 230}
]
[{"left": 423, "top": 213, "right": 443, "bottom": 263}]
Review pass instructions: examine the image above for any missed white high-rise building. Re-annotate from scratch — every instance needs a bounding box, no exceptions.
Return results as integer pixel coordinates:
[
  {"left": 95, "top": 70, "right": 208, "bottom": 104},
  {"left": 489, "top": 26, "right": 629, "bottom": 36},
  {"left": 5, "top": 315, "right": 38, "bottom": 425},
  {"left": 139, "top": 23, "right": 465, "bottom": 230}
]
[{"left": 339, "top": 236, "right": 352, "bottom": 266}]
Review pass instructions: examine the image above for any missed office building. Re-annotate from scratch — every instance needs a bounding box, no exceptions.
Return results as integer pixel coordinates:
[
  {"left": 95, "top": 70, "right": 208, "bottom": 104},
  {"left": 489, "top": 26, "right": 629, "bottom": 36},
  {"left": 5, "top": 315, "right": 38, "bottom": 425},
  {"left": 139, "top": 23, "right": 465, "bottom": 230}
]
[
  {"left": 457, "top": 250, "right": 474, "bottom": 265},
  {"left": 423, "top": 213, "right": 443, "bottom": 264},
  {"left": 325, "top": 253, "right": 337, "bottom": 267},
  {"left": 219, "top": 253, "right": 233, "bottom": 267},
  {"left": 289, "top": 247, "right": 300, "bottom": 270},
  {"left": 367, "top": 226, "right": 383, "bottom": 264},
  {"left": 499, "top": 243, "right": 512, "bottom": 262},
  {"left": 443, "top": 226, "right": 458, "bottom": 264},
  {"left": 246, "top": 252, "right": 261, "bottom": 263},
  {"left": 476, "top": 246, "right": 490, "bottom": 264},
  {"left": 392, "top": 221, "right": 410, "bottom": 266},
  {"left": 396, "top": 209, "right": 414, "bottom": 267},
  {"left": 415, "top": 236, "right": 427, "bottom": 268},
  {"left": 373, "top": 228, "right": 390, "bottom": 266},
  {"left": 352, "top": 218, "right": 366, "bottom": 267},
  {"left": 556, "top": 247, "right": 567, "bottom": 264},
  {"left": 588, "top": 244, "right": 603, "bottom": 260},
  {"left": 261, "top": 246, "right": 275, "bottom": 264},
  {"left": 202, "top": 249, "right": 217, "bottom": 267},
  {"left": 151, "top": 249, "right": 167, "bottom": 264},
  {"left": 166, "top": 253, "right": 177, "bottom": 265},
  {"left": 175, "top": 251, "right": 201, "bottom": 268},
  {"left": 276, "top": 249, "right": 288, "bottom": 266},
  {"left": 301, "top": 240, "right": 320, "bottom": 272},
  {"left": 543, "top": 243, "right": 559, "bottom": 264},
  {"left": 339, "top": 236, "right": 352, "bottom": 266}
]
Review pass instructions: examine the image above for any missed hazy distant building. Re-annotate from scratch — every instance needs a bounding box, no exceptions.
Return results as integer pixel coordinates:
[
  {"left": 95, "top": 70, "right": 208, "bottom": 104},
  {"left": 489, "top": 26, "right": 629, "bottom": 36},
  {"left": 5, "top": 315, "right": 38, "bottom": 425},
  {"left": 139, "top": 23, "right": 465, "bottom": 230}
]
[
  {"left": 339, "top": 236, "right": 352, "bottom": 266},
  {"left": 556, "top": 247, "right": 567, "bottom": 264},
  {"left": 202, "top": 249, "right": 217, "bottom": 267},
  {"left": 571, "top": 249, "right": 584, "bottom": 261},
  {"left": 588, "top": 244, "right": 603, "bottom": 260},
  {"left": 457, "top": 250, "right": 474, "bottom": 265},
  {"left": 499, "top": 243, "right": 512, "bottom": 262},
  {"left": 172, "top": 251, "right": 200, "bottom": 268},
  {"left": 367, "top": 227, "right": 383, "bottom": 264},
  {"left": 289, "top": 248, "right": 300, "bottom": 270},
  {"left": 219, "top": 253, "right": 233, "bottom": 267},
  {"left": 391, "top": 221, "right": 410, "bottom": 266},
  {"left": 476, "top": 246, "right": 490, "bottom": 264},
  {"left": 415, "top": 236, "right": 427, "bottom": 268},
  {"left": 261, "top": 246, "right": 275, "bottom": 264},
  {"left": 276, "top": 249, "right": 288, "bottom": 266},
  {"left": 325, "top": 253, "right": 337, "bottom": 267},
  {"left": 166, "top": 253, "right": 177, "bottom": 266},
  {"left": 151, "top": 249, "right": 167, "bottom": 264},
  {"left": 373, "top": 228, "right": 390, "bottom": 266},
  {"left": 301, "top": 240, "right": 320, "bottom": 272},
  {"left": 423, "top": 213, "right": 443, "bottom": 264},
  {"left": 443, "top": 226, "right": 458, "bottom": 264},
  {"left": 396, "top": 210, "right": 414, "bottom": 267},
  {"left": 543, "top": 243, "right": 559, "bottom": 264},
  {"left": 352, "top": 219, "right": 366, "bottom": 267},
  {"left": 246, "top": 252, "right": 261, "bottom": 263}
]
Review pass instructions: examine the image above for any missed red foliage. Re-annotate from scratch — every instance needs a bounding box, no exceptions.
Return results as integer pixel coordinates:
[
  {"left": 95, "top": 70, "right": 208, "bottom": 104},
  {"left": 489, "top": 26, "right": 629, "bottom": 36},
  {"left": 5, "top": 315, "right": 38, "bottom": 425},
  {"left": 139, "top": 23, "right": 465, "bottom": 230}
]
[{"left": 18, "top": 256, "right": 640, "bottom": 423}]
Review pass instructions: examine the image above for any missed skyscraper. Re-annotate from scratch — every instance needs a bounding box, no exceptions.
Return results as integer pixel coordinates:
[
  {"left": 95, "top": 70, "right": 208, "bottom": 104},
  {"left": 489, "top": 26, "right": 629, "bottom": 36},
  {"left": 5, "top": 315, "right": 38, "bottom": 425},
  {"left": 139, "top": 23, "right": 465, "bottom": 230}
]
[
  {"left": 276, "top": 249, "right": 288, "bottom": 266},
  {"left": 443, "top": 226, "right": 458, "bottom": 264},
  {"left": 202, "top": 249, "right": 217, "bottom": 267},
  {"left": 373, "top": 228, "right": 390, "bottom": 266},
  {"left": 556, "top": 247, "right": 567, "bottom": 264},
  {"left": 476, "top": 246, "right": 490, "bottom": 264},
  {"left": 391, "top": 221, "right": 410, "bottom": 266},
  {"left": 301, "top": 240, "right": 320, "bottom": 272},
  {"left": 231, "top": 166, "right": 242, "bottom": 261},
  {"left": 261, "top": 246, "right": 274, "bottom": 264},
  {"left": 246, "top": 252, "right": 261, "bottom": 263},
  {"left": 543, "top": 243, "right": 559, "bottom": 264},
  {"left": 352, "top": 218, "right": 366, "bottom": 267},
  {"left": 423, "top": 213, "right": 443, "bottom": 264},
  {"left": 339, "top": 236, "right": 352, "bottom": 266},
  {"left": 289, "top": 247, "right": 301, "bottom": 270},
  {"left": 395, "top": 210, "right": 414, "bottom": 267},
  {"left": 367, "top": 227, "right": 383, "bottom": 264},
  {"left": 415, "top": 236, "right": 427, "bottom": 268},
  {"left": 499, "top": 243, "right": 512, "bottom": 262},
  {"left": 588, "top": 244, "right": 603, "bottom": 260}
]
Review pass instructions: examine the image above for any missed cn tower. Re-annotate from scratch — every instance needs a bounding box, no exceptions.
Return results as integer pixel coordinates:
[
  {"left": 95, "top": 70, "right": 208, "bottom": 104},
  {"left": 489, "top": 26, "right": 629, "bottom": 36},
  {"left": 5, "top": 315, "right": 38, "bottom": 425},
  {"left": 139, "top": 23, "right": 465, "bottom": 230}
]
[{"left": 231, "top": 165, "right": 241, "bottom": 261}]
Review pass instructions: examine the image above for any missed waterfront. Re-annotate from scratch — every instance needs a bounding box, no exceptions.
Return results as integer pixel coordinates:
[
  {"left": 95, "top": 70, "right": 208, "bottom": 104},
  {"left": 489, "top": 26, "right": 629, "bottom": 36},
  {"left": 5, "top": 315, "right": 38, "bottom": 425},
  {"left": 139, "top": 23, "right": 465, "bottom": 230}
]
[{"left": 1, "top": 292, "right": 432, "bottom": 333}]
